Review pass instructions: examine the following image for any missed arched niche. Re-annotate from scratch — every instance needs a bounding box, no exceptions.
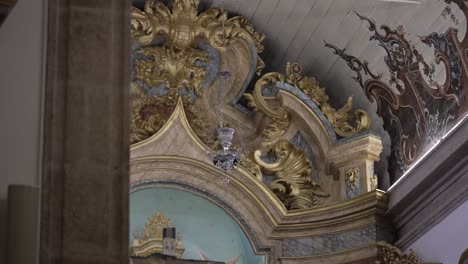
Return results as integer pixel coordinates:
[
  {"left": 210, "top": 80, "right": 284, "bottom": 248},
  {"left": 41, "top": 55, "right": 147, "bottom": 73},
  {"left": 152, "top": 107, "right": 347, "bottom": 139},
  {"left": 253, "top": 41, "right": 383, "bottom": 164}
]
[{"left": 129, "top": 186, "right": 266, "bottom": 263}]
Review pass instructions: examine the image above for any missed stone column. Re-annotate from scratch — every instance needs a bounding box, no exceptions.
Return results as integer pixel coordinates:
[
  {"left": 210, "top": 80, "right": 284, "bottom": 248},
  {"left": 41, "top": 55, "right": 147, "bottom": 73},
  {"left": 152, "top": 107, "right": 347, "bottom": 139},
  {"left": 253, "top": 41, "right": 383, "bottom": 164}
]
[{"left": 40, "top": 1, "right": 131, "bottom": 263}]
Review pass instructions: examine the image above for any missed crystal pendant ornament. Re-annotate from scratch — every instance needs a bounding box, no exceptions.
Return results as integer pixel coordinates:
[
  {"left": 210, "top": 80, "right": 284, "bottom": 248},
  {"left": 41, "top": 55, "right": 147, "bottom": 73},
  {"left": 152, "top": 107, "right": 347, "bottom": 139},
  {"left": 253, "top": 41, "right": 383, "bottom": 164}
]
[
  {"left": 207, "top": 69, "right": 242, "bottom": 184},
  {"left": 209, "top": 125, "right": 241, "bottom": 173}
]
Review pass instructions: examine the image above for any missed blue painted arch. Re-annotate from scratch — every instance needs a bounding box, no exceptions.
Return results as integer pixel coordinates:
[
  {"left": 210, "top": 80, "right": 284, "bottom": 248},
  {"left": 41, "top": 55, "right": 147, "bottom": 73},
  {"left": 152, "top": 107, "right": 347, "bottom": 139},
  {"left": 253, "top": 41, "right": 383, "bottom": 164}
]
[{"left": 130, "top": 187, "right": 266, "bottom": 264}]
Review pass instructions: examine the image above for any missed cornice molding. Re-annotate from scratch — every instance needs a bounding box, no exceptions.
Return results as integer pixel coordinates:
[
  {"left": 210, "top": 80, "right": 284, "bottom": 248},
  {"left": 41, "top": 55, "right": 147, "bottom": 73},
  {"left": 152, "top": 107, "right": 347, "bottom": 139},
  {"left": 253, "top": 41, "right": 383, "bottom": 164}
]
[{"left": 388, "top": 117, "right": 468, "bottom": 249}]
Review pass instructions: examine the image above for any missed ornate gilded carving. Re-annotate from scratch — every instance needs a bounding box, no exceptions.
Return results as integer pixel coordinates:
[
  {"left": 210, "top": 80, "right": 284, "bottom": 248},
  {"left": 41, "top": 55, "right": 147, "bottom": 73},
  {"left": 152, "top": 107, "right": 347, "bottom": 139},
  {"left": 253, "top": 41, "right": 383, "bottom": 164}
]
[
  {"left": 377, "top": 242, "right": 421, "bottom": 264},
  {"left": 244, "top": 72, "right": 289, "bottom": 149},
  {"left": 131, "top": 212, "right": 185, "bottom": 258},
  {"left": 243, "top": 63, "right": 372, "bottom": 209},
  {"left": 254, "top": 139, "right": 329, "bottom": 209},
  {"left": 135, "top": 45, "right": 210, "bottom": 96},
  {"left": 243, "top": 72, "right": 327, "bottom": 209},
  {"left": 285, "top": 62, "right": 370, "bottom": 137},
  {"left": 130, "top": 0, "right": 266, "bottom": 145},
  {"left": 131, "top": 0, "right": 265, "bottom": 72},
  {"left": 345, "top": 168, "right": 359, "bottom": 190}
]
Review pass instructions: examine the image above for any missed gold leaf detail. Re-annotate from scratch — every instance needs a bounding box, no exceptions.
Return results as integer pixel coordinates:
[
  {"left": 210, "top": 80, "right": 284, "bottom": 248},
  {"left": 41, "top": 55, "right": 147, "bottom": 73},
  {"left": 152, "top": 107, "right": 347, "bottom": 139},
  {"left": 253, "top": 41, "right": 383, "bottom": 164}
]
[
  {"left": 285, "top": 62, "right": 371, "bottom": 137},
  {"left": 377, "top": 242, "right": 422, "bottom": 264}
]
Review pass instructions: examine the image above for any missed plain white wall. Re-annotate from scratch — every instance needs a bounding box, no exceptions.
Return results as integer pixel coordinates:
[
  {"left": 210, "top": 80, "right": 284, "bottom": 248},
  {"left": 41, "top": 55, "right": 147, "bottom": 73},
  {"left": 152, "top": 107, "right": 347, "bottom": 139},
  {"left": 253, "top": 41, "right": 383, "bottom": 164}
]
[
  {"left": 407, "top": 200, "right": 468, "bottom": 264},
  {"left": 0, "top": 0, "right": 46, "bottom": 262}
]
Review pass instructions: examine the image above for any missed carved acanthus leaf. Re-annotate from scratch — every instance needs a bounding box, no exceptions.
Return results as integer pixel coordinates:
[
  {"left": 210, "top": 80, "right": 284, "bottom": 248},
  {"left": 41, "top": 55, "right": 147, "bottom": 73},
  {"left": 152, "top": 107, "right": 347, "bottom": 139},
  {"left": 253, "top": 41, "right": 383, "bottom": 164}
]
[
  {"left": 243, "top": 72, "right": 328, "bottom": 209},
  {"left": 254, "top": 139, "right": 329, "bottom": 210},
  {"left": 135, "top": 45, "right": 210, "bottom": 96}
]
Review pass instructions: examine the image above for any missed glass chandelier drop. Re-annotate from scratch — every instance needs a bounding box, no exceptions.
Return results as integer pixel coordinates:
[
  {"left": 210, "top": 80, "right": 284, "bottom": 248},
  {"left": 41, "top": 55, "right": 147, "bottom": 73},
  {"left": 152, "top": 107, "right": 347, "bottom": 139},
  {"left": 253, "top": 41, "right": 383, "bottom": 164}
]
[{"left": 208, "top": 70, "right": 242, "bottom": 183}]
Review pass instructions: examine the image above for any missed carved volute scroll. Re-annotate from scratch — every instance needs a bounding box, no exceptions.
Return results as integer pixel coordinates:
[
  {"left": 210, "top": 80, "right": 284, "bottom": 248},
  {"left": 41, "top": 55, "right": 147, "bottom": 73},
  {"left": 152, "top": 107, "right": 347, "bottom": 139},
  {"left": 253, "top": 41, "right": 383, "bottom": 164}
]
[{"left": 243, "top": 62, "right": 375, "bottom": 209}]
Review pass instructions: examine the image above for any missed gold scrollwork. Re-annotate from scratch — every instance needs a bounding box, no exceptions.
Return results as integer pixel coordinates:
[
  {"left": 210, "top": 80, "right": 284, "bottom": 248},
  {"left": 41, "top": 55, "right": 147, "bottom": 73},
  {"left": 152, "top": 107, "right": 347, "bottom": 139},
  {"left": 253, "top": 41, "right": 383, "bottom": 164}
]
[
  {"left": 130, "top": 0, "right": 266, "bottom": 145},
  {"left": 285, "top": 62, "right": 371, "bottom": 137},
  {"left": 131, "top": 0, "right": 265, "bottom": 73},
  {"left": 244, "top": 72, "right": 289, "bottom": 149},
  {"left": 377, "top": 242, "right": 422, "bottom": 264},
  {"left": 242, "top": 62, "right": 371, "bottom": 209},
  {"left": 243, "top": 71, "right": 332, "bottom": 210},
  {"left": 254, "top": 139, "right": 329, "bottom": 210},
  {"left": 135, "top": 45, "right": 210, "bottom": 96}
]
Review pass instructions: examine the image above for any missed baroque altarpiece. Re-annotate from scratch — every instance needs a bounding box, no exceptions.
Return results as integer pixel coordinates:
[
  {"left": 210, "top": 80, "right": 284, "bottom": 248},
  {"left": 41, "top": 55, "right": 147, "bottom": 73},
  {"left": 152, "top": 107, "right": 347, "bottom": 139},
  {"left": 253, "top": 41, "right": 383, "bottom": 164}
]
[{"left": 127, "top": 0, "right": 426, "bottom": 263}]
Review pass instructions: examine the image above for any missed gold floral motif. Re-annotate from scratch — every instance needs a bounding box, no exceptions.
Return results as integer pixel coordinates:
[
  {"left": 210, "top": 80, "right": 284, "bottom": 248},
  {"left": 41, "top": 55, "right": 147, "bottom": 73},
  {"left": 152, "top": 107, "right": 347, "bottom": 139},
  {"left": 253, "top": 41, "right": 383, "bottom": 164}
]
[
  {"left": 377, "top": 242, "right": 422, "bottom": 264},
  {"left": 131, "top": 0, "right": 265, "bottom": 74},
  {"left": 141, "top": 211, "right": 172, "bottom": 240},
  {"left": 285, "top": 62, "right": 370, "bottom": 137},
  {"left": 135, "top": 45, "right": 210, "bottom": 96},
  {"left": 345, "top": 167, "right": 359, "bottom": 190},
  {"left": 131, "top": 212, "right": 185, "bottom": 258}
]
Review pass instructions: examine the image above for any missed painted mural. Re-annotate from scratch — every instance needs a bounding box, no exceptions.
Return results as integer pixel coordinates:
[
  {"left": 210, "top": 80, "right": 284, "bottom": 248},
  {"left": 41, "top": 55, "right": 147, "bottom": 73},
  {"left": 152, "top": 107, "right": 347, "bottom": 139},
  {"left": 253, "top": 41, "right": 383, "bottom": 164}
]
[
  {"left": 326, "top": 0, "right": 468, "bottom": 183},
  {"left": 130, "top": 187, "right": 265, "bottom": 264}
]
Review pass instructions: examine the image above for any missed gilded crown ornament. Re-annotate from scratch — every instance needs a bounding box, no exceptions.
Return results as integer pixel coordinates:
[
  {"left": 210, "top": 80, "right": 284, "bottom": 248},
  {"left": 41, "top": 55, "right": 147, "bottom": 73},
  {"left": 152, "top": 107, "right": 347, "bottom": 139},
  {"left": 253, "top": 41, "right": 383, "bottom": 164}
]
[{"left": 130, "top": 212, "right": 184, "bottom": 258}]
